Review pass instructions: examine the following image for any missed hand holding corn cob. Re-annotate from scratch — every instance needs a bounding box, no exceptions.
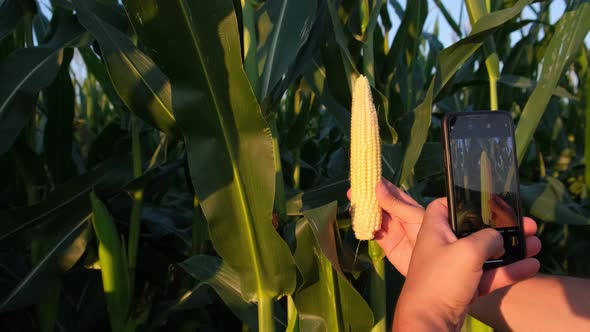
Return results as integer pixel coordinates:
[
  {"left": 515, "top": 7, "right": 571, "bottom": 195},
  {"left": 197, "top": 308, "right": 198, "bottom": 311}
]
[{"left": 350, "top": 75, "right": 382, "bottom": 240}]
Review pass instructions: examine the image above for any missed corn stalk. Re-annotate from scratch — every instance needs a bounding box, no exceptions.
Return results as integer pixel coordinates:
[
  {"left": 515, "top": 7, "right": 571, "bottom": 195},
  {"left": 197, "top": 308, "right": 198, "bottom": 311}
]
[
  {"left": 585, "top": 55, "right": 590, "bottom": 200},
  {"left": 359, "top": 3, "right": 385, "bottom": 329},
  {"left": 369, "top": 241, "right": 386, "bottom": 332},
  {"left": 466, "top": 0, "right": 499, "bottom": 110},
  {"left": 127, "top": 115, "right": 143, "bottom": 294},
  {"left": 191, "top": 196, "right": 208, "bottom": 255}
]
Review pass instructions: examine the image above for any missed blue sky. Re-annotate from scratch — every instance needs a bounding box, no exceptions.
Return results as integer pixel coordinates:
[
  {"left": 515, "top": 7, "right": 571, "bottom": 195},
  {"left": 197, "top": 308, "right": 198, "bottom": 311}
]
[{"left": 391, "top": 0, "right": 589, "bottom": 48}]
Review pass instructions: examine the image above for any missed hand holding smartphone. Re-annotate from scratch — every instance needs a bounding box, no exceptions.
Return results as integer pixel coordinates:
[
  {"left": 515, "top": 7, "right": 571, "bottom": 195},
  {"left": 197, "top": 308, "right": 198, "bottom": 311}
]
[{"left": 442, "top": 111, "right": 526, "bottom": 268}]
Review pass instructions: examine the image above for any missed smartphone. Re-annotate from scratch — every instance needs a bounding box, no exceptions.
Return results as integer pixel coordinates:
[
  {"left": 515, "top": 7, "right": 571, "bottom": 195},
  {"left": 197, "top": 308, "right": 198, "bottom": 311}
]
[{"left": 442, "top": 111, "right": 525, "bottom": 268}]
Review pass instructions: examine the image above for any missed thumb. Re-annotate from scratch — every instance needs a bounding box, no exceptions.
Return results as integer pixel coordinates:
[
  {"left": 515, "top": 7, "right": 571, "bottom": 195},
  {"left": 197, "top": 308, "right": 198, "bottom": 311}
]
[
  {"left": 454, "top": 228, "right": 504, "bottom": 268},
  {"left": 478, "top": 258, "right": 540, "bottom": 296}
]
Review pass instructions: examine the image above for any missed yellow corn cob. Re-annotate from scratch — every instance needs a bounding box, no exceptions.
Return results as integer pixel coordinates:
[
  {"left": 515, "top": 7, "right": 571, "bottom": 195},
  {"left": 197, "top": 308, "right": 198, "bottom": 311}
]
[
  {"left": 480, "top": 150, "right": 493, "bottom": 226},
  {"left": 350, "top": 75, "right": 381, "bottom": 240}
]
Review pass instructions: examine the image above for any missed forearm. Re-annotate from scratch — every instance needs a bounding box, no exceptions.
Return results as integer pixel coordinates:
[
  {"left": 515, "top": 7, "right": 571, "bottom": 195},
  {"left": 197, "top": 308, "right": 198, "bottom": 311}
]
[{"left": 470, "top": 274, "right": 590, "bottom": 331}]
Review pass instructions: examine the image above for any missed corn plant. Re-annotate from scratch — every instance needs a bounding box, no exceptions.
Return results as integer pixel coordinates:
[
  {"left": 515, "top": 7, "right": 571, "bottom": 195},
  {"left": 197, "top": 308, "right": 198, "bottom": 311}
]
[{"left": 0, "top": 0, "right": 589, "bottom": 331}]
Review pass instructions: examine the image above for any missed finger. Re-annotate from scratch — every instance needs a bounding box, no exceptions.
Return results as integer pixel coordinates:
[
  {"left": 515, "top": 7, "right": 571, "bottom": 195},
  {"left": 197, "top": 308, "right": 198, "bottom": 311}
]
[
  {"left": 478, "top": 258, "right": 540, "bottom": 296},
  {"left": 374, "top": 212, "right": 405, "bottom": 253},
  {"left": 422, "top": 198, "right": 449, "bottom": 224},
  {"left": 494, "top": 195, "right": 514, "bottom": 211},
  {"left": 376, "top": 181, "right": 424, "bottom": 224},
  {"left": 522, "top": 217, "right": 537, "bottom": 236},
  {"left": 419, "top": 198, "right": 455, "bottom": 245},
  {"left": 455, "top": 228, "right": 504, "bottom": 266},
  {"left": 489, "top": 197, "right": 498, "bottom": 210},
  {"left": 348, "top": 179, "right": 421, "bottom": 210},
  {"left": 381, "top": 179, "right": 422, "bottom": 208},
  {"left": 525, "top": 236, "right": 542, "bottom": 257}
]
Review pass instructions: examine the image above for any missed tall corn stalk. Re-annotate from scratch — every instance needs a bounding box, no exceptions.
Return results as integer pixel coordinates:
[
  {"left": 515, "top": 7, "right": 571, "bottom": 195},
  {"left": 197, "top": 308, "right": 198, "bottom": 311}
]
[
  {"left": 127, "top": 115, "right": 143, "bottom": 294},
  {"left": 466, "top": 0, "right": 499, "bottom": 111},
  {"left": 359, "top": 2, "right": 386, "bottom": 331}
]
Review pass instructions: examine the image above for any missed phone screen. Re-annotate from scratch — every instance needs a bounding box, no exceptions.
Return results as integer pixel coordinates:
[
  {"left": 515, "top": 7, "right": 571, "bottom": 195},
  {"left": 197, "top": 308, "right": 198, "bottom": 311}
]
[{"left": 447, "top": 113, "right": 523, "bottom": 263}]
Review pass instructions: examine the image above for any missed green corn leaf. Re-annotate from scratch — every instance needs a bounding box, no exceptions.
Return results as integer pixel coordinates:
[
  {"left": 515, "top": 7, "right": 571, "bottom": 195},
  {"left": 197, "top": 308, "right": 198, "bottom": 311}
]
[
  {"left": 32, "top": 10, "right": 50, "bottom": 43},
  {"left": 43, "top": 47, "right": 76, "bottom": 184},
  {"left": 0, "top": 13, "right": 87, "bottom": 155},
  {"left": 78, "top": 47, "right": 125, "bottom": 109},
  {"left": 413, "top": 142, "right": 443, "bottom": 181},
  {"left": 398, "top": 81, "right": 433, "bottom": 186},
  {"left": 521, "top": 177, "right": 590, "bottom": 225},
  {"left": 0, "top": 155, "right": 132, "bottom": 245},
  {"left": 285, "top": 89, "right": 314, "bottom": 150},
  {"left": 259, "top": 0, "right": 318, "bottom": 99},
  {"left": 437, "top": 0, "right": 531, "bottom": 89},
  {"left": 466, "top": 0, "right": 489, "bottom": 24},
  {"left": 0, "top": 93, "right": 36, "bottom": 156},
  {"left": 325, "top": 0, "right": 356, "bottom": 90},
  {"left": 90, "top": 192, "right": 130, "bottom": 332},
  {"left": 360, "top": 0, "right": 382, "bottom": 85},
  {"left": 287, "top": 202, "right": 373, "bottom": 331},
  {"left": 515, "top": 0, "right": 590, "bottom": 164},
  {"left": 123, "top": 0, "right": 296, "bottom": 302},
  {"left": 74, "top": 0, "right": 178, "bottom": 135},
  {"left": 0, "top": 0, "right": 25, "bottom": 41},
  {"left": 286, "top": 295, "right": 300, "bottom": 332},
  {"left": 269, "top": 4, "right": 329, "bottom": 104},
  {"left": 143, "top": 282, "right": 212, "bottom": 331},
  {"left": 304, "top": 60, "right": 351, "bottom": 135},
  {"left": 320, "top": 34, "right": 353, "bottom": 107},
  {"left": 462, "top": 315, "right": 493, "bottom": 332},
  {"left": 178, "top": 255, "right": 288, "bottom": 331},
  {"left": 433, "top": 0, "right": 462, "bottom": 37},
  {"left": 241, "top": 0, "right": 259, "bottom": 98},
  {"left": 383, "top": 0, "right": 427, "bottom": 86},
  {"left": 498, "top": 75, "right": 577, "bottom": 100},
  {"left": 0, "top": 219, "right": 90, "bottom": 312},
  {"left": 398, "top": 0, "right": 532, "bottom": 186},
  {"left": 0, "top": 154, "right": 182, "bottom": 251},
  {"left": 287, "top": 179, "right": 350, "bottom": 215}
]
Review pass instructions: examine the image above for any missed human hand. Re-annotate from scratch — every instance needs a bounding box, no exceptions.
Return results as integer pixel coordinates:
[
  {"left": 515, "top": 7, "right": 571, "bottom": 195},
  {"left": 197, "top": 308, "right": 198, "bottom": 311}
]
[
  {"left": 348, "top": 179, "right": 423, "bottom": 275},
  {"left": 393, "top": 198, "right": 540, "bottom": 331},
  {"left": 489, "top": 195, "right": 517, "bottom": 228},
  {"left": 349, "top": 178, "right": 541, "bottom": 291}
]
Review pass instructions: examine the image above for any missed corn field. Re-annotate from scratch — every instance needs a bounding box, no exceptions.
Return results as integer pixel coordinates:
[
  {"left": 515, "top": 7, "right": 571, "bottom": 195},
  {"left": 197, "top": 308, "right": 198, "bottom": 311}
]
[{"left": 0, "top": 0, "right": 589, "bottom": 331}]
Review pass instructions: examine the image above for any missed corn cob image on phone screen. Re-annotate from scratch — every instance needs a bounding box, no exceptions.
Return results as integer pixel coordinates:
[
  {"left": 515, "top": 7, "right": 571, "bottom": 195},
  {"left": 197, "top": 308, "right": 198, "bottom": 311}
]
[{"left": 449, "top": 136, "right": 519, "bottom": 235}]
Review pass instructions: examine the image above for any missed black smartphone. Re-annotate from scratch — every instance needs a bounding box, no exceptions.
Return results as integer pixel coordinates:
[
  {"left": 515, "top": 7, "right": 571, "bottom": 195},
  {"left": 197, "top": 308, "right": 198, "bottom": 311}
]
[{"left": 442, "top": 111, "right": 526, "bottom": 268}]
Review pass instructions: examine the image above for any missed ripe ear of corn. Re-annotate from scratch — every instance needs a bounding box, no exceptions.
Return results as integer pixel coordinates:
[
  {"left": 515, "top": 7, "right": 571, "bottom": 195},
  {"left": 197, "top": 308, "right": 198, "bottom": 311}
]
[
  {"left": 480, "top": 150, "right": 493, "bottom": 226},
  {"left": 350, "top": 75, "right": 381, "bottom": 240}
]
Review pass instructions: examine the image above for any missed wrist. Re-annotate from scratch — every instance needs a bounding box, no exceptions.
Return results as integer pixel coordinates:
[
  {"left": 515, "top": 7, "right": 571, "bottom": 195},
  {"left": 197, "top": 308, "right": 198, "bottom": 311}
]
[
  {"left": 394, "top": 306, "right": 457, "bottom": 331},
  {"left": 394, "top": 290, "right": 461, "bottom": 331}
]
